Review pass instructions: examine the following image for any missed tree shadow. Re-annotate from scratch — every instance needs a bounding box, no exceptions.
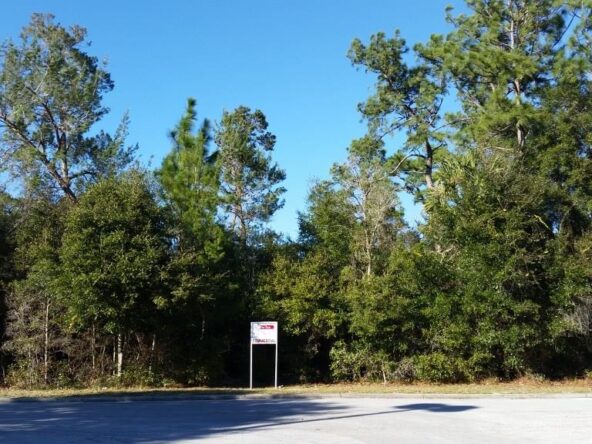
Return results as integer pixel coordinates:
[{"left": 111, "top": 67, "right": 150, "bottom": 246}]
[
  {"left": 0, "top": 397, "right": 478, "bottom": 442},
  {"left": 397, "top": 403, "right": 478, "bottom": 413}
]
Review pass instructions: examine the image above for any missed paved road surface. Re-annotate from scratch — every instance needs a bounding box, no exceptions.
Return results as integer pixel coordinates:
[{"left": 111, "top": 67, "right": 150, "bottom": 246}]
[{"left": 0, "top": 395, "right": 590, "bottom": 443}]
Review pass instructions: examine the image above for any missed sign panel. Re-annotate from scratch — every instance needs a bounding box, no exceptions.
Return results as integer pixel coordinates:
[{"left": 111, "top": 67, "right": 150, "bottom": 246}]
[
  {"left": 249, "top": 321, "right": 279, "bottom": 389},
  {"left": 251, "top": 321, "right": 278, "bottom": 345}
]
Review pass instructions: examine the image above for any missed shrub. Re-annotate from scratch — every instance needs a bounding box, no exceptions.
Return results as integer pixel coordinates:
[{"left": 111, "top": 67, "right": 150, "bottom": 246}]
[
  {"left": 330, "top": 341, "right": 395, "bottom": 382},
  {"left": 413, "top": 353, "right": 466, "bottom": 383}
]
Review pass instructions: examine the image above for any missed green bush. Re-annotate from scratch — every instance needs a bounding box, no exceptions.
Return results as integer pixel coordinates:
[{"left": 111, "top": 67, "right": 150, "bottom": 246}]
[
  {"left": 5, "top": 360, "right": 44, "bottom": 389},
  {"left": 330, "top": 341, "right": 395, "bottom": 382},
  {"left": 393, "top": 357, "right": 416, "bottom": 382},
  {"left": 413, "top": 353, "right": 466, "bottom": 383},
  {"left": 117, "top": 364, "right": 163, "bottom": 387}
]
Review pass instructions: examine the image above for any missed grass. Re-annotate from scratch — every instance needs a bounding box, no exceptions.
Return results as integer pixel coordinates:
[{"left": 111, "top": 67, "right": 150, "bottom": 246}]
[
  {"left": 0, "top": 377, "right": 591, "bottom": 399},
  {"left": 278, "top": 378, "right": 592, "bottom": 395}
]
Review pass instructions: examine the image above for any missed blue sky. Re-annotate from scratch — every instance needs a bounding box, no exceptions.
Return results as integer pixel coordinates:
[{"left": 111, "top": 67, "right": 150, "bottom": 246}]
[{"left": 1, "top": 0, "right": 463, "bottom": 238}]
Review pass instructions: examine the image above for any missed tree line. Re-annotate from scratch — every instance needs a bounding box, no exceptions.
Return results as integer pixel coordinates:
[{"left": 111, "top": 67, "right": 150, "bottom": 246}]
[{"left": 0, "top": 2, "right": 591, "bottom": 388}]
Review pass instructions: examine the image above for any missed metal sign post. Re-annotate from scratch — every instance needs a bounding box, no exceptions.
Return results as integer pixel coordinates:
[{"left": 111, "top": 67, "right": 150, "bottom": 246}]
[{"left": 250, "top": 321, "right": 278, "bottom": 389}]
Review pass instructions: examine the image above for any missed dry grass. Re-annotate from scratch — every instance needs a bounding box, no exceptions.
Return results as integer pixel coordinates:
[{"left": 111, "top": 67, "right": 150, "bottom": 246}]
[
  {"left": 0, "top": 377, "right": 591, "bottom": 399},
  {"left": 275, "top": 378, "right": 592, "bottom": 395}
]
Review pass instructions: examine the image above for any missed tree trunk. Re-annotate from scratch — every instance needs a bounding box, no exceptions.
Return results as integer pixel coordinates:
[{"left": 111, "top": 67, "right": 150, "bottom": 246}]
[
  {"left": 365, "top": 231, "right": 372, "bottom": 277},
  {"left": 91, "top": 323, "right": 96, "bottom": 377},
  {"left": 148, "top": 334, "right": 156, "bottom": 376},
  {"left": 43, "top": 298, "right": 50, "bottom": 385},
  {"left": 117, "top": 332, "right": 123, "bottom": 377},
  {"left": 100, "top": 344, "right": 106, "bottom": 377},
  {"left": 425, "top": 139, "right": 434, "bottom": 189},
  {"left": 28, "top": 351, "right": 33, "bottom": 388},
  {"left": 112, "top": 337, "right": 117, "bottom": 376},
  {"left": 507, "top": 5, "right": 526, "bottom": 150}
]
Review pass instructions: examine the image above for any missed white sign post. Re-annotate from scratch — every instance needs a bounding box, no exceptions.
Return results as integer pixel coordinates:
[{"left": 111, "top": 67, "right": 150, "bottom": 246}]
[{"left": 250, "top": 321, "right": 278, "bottom": 389}]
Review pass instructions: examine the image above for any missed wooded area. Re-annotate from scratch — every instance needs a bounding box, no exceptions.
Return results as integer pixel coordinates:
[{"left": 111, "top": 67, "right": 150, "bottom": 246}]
[{"left": 0, "top": 1, "right": 591, "bottom": 388}]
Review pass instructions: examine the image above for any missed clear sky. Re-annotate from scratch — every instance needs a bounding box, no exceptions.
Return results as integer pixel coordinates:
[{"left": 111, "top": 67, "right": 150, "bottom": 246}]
[{"left": 1, "top": 0, "right": 463, "bottom": 238}]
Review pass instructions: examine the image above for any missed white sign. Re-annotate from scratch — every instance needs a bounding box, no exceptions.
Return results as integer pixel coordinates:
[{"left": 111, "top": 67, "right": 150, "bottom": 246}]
[
  {"left": 251, "top": 321, "right": 278, "bottom": 344},
  {"left": 249, "top": 321, "right": 279, "bottom": 389}
]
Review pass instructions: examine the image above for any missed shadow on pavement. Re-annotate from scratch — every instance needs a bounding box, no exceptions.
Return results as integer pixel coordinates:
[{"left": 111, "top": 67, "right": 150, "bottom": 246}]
[
  {"left": 396, "top": 403, "right": 478, "bottom": 413},
  {"left": 0, "top": 397, "right": 478, "bottom": 442}
]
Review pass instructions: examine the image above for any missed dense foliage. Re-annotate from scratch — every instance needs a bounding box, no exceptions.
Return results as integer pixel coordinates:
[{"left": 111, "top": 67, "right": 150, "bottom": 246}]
[{"left": 0, "top": 3, "right": 591, "bottom": 387}]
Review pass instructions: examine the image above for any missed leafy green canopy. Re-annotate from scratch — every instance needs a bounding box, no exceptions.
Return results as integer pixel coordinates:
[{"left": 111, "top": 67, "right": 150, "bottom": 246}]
[
  {"left": 418, "top": 0, "right": 592, "bottom": 379},
  {"left": 263, "top": 0, "right": 592, "bottom": 382},
  {"left": 1, "top": 4, "right": 592, "bottom": 387},
  {"left": 158, "top": 98, "right": 223, "bottom": 258},
  {"left": 59, "top": 172, "right": 168, "bottom": 335},
  {"left": 215, "top": 106, "right": 286, "bottom": 242},
  {"left": 0, "top": 13, "right": 134, "bottom": 200},
  {"left": 349, "top": 30, "right": 447, "bottom": 196}
]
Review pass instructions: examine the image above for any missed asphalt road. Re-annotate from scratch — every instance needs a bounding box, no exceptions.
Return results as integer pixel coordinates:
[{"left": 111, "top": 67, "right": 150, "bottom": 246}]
[{"left": 0, "top": 395, "right": 590, "bottom": 443}]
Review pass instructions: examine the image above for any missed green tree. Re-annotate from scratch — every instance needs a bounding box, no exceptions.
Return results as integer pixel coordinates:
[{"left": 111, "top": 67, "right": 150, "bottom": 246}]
[
  {"left": 157, "top": 99, "right": 235, "bottom": 384},
  {"left": 0, "top": 13, "right": 134, "bottom": 201},
  {"left": 339, "top": 0, "right": 592, "bottom": 381},
  {"left": 59, "top": 172, "right": 168, "bottom": 377},
  {"left": 349, "top": 31, "right": 447, "bottom": 196},
  {"left": 214, "top": 107, "right": 287, "bottom": 380},
  {"left": 0, "top": 192, "right": 16, "bottom": 337},
  {"left": 424, "top": 152, "right": 555, "bottom": 379},
  {"left": 261, "top": 136, "right": 409, "bottom": 381},
  {"left": 2, "top": 195, "right": 68, "bottom": 387},
  {"left": 416, "top": 0, "right": 592, "bottom": 379},
  {"left": 158, "top": 98, "right": 223, "bottom": 256},
  {"left": 215, "top": 106, "right": 286, "bottom": 242},
  {"left": 331, "top": 136, "right": 403, "bottom": 277},
  {"left": 259, "top": 183, "right": 354, "bottom": 381},
  {"left": 418, "top": 0, "right": 592, "bottom": 155}
]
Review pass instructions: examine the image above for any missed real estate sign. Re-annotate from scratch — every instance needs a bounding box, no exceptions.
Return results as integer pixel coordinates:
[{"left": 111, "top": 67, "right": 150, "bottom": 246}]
[
  {"left": 251, "top": 321, "right": 278, "bottom": 344},
  {"left": 249, "top": 321, "right": 278, "bottom": 389}
]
